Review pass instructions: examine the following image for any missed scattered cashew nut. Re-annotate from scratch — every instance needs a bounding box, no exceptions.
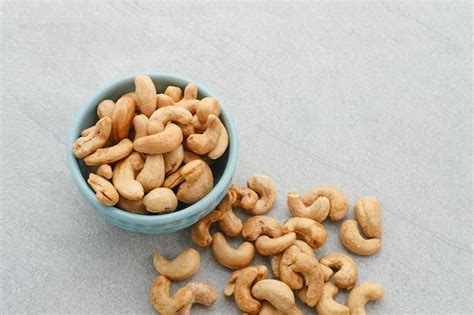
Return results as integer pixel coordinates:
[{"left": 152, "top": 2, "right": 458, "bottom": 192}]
[
  {"left": 339, "top": 220, "right": 381, "bottom": 256},
  {"left": 149, "top": 275, "right": 193, "bottom": 315},
  {"left": 229, "top": 184, "right": 258, "bottom": 210},
  {"left": 246, "top": 174, "right": 276, "bottom": 215},
  {"left": 279, "top": 241, "right": 315, "bottom": 289},
  {"left": 211, "top": 232, "right": 255, "bottom": 269},
  {"left": 216, "top": 191, "right": 242, "bottom": 236},
  {"left": 287, "top": 190, "right": 330, "bottom": 222},
  {"left": 316, "top": 282, "right": 350, "bottom": 315},
  {"left": 153, "top": 248, "right": 200, "bottom": 281},
  {"left": 320, "top": 252, "right": 358, "bottom": 289},
  {"left": 291, "top": 253, "right": 324, "bottom": 307},
  {"left": 302, "top": 186, "right": 349, "bottom": 221},
  {"left": 354, "top": 196, "right": 383, "bottom": 238},
  {"left": 251, "top": 279, "right": 297, "bottom": 313},
  {"left": 347, "top": 281, "right": 384, "bottom": 315},
  {"left": 176, "top": 281, "right": 217, "bottom": 315},
  {"left": 284, "top": 217, "right": 328, "bottom": 248},
  {"left": 191, "top": 210, "right": 224, "bottom": 247},
  {"left": 242, "top": 215, "right": 284, "bottom": 241},
  {"left": 255, "top": 233, "right": 296, "bottom": 256}
]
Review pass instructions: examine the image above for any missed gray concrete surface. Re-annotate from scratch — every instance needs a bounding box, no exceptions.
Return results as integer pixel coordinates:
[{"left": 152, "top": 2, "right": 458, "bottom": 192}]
[{"left": 1, "top": 1, "right": 472, "bottom": 314}]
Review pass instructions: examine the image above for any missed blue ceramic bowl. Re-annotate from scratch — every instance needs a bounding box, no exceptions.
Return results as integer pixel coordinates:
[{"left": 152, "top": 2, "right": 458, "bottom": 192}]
[{"left": 67, "top": 73, "right": 239, "bottom": 233}]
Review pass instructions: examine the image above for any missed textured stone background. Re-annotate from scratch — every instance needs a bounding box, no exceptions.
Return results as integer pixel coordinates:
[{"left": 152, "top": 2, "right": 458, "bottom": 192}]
[{"left": 1, "top": 1, "right": 472, "bottom": 314}]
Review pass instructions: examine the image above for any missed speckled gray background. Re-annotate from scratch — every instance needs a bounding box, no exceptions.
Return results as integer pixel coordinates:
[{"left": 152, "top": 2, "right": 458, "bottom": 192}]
[{"left": 1, "top": 1, "right": 472, "bottom": 314}]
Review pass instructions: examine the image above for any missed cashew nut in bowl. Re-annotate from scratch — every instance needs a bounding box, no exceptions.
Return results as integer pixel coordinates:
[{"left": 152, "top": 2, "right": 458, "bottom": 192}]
[
  {"left": 339, "top": 220, "right": 381, "bottom": 256},
  {"left": 224, "top": 265, "right": 267, "bottom": 314},
  {"left": 156, "top": 93, "right": 174, "bottom": 109},
  {"left": 149, "top": 275, "right": 194, "bottom": 315},
  {"left": 320, "top": 252, "right": 357, "bottom": 289},
  {"left": 87, "top": 173, "right": 119, "bottom": 206},
  {"left": 302, "top": 186, "right": 348, "bottom": 221},
  {"left": 133, "top": 123, "right": 183, "bottom": 155},
  {"left": 207, "top": 117, "right": 228, "bottom": 160},
  {"left": 79, "top": 126, "right": 95, "bottom": 137},
  {"left": 96, "top": 164, "right": 113, "bottom": 180},
  {"left": 354, "top": 196, "right": 382, "bottom": 238},
  {"left": 136, "top": 154, "right": 165, "bottom": 192},
  {"left": 73, "top": 116, "right": 112, "bottom": 159},
  {"left": 316, "top": 282, "right": 350, "bottom": 315},
  {"left": 251, "top": 279, "right": 298, "bottom": 313},
  {"left": 117, "top": 197, "right": 148, "bottom": 214},
  {"left": 287, "top": 191, "right": 330, "bottom": 222},
  {"left": 134, "top": 75, "right": 156, "bottom": 117},
  {"left": 186, "top": 114, "right": 222, "bottom": 155},
  {"left": 211, "top": 232, "right": 255, "bottom": 269},
  {"left": 121, "top": 92, "right": 137, "bottom": 103},
  {"left": 271, "top": 254, "right": 282, "bottom": 278},
  {"left": 83, "top": 138, "right": 133, "bottom": 166},
  {"left": 284, "top": 217, "right": 328, "bottom": 248},
  {"left": 246, "top": 174, "right": 276, "bottom": 215},
  {"left": 347, "top": 281, "right": 384, "bottom": 315},
  {"left": 164, "top": 144, "right": 184, "bottom": 175},
  {"left": 191, "top": 114, "right": 207, "bottom": 132},
  {"left": 241, "top": 215, "right": 284, "bottom": 241},
  {"left": 255, "top": 233, "right": 296, "bottom": 256},
  {"left": 147, "top": 106, "right": 192, "bottom": 134},
  {"left": 143, "top": 188, "right": 178, "bottom": 214},
  {"left": 229, "top": 184, "right": 258, "bottom": 210},
  {"left": 163, "top": 166, "right": 185, "bottom": 189},
  {"left": 133, "top": 114, "right": 149, "bottom": 140},
  {"left": 183, "top": 150, "right": 203, "bottom": 163},
  {"left": 279, "top": 241, "right": 315, "bottom": 289},
  {"left": 176, "top": 281, "right": 217, "bottom": 315},
  {"left": 196, "top": 97, "right": 221, "bottom": 123},
  {"left": 216, "top": 191, "right": 242, "bottom": 236},
  {"left": 97, "top": 99, "right": 115, "bottom": 119},
  {"left": 174, "top": 83, "right": 199, "bottom": 113},
  {"left": 111, "top": 95, "right": 136, "bottom": 142},
  {"left": 191, "top": 210, "right": 224, "bottom": 247},
  {"left": 112, "top": 152, "right": 144, "bottom": 201},
  {"left": 291, "top": 253, "right": 324, "bottom": 307},
  {"left": 176, "top": 160, "right": 213, "bottom": 204},
  {"left": 164, "top": 85, "right": 183, "bottom": 103},
  {"left": 153, "top": 248, "right": 200, "bottom": 281}
]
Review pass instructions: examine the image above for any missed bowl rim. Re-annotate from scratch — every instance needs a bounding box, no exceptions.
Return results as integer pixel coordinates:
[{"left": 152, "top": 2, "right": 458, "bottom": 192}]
[{"left": 66, "top": 72, "right": 239, "bottom": 225}]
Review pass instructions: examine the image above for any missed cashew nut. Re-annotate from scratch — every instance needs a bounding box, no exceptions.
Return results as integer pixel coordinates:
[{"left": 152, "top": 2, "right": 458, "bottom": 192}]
[
  {"left": 339, "top": 220, "right": 381, "bottom": 256},
  {"left": 186, "top": 114, "right": 222, "bottom": 155},
  {"left": 302, "top": 186, "right": 348, "bottom": 221},
  {"left": 117, "top": 197, "right": 147, "bottom": 214},
  {"left": 176, "top": 160, "right": 213, "bottom": 204},
  {"left": 96, "top": 164, "right": 113, "bottom": 180},
  {"left": 320, "top": 252, "right": 357, "bottom": 289},
  {"left": 354, "top": 196, "right": 382, "bottom": 238},
  {"left": 255, "top": 233, "right": 296, "bottom": 256},
  {"left": 271, "top": 254, "right": 282, "bottom": 279},
  {"left": 143, "top": 188, "right": 178, "bottom": 214},
  {"left": 79, "top": 126, "right": 95, "bottom": 137},
  {"left": 111, "top": 96, "right": 136, "bottom": 142},
  {"left": 121, "top": 92, "right": 137, "bottom": 103},
  {"left": 87, "top": 173, "right": 119, "bottom": 206},
  {"left": 156, "top": 93, "right": 174, "bottom": 109},
  {"left": 83, "top": 138, "right": 133, "bottom": 166},
  {"left": 183, "top": 150, "right": 203, "bottom": 163},
  {"left": 174, "top": 83, "right": 199, "bottom": 113},
  {"left": 291, "top": 253, "right": 324, "bottom": 307},
  {"left": 133, "top": 123, "right": 183, "bottom": 155},
  {"left": 208, "top": 118, "right": 228, "bottom": 160},
  {"left": 284, "top": 217, "right": 327, "bottom": 248},
  {"left": 316, "top": 282, "right": 350, "bottom": 315},
  {"left": 251, "top": 279, "right": 297, "bottom": 313},
  {"left": 246, "top": 174, "right": 276, "bottom": 215},
  {"left": 149, "top": 275, "right": 194, "bottom": 315},
  {"left": 211, "top": 232, "right": 255, "bottom": 269},
  {"left": 153, "top": 248, "right": 200, "bottom": 281},
  {"left": 96, "top": 99, "right": 115, "bottom": 119},
  {"left": 321, "top": 264, "right": 334, "bottom": 281},
  {"left": 136, "top": 154, "right": 165, "bottom": 192},
  {"left": 134, "top": 75, "right": 156, "bottom": 117},
  {"left": 216, "top": 190, "right": 242, "bottom": 236},
  {"left": 287, "top": 191, "right": 330, "bottom": 222},
  {"left": 147, "top": 106, "right": 193, "bottom": 134},
  {"left": 347, "top": 281, "right": 384, "bottom": 315},
  {"left": 191, "top": 210, "right": 224, "bottom": 247},
  {"left": 224, "top": 265, "right": 267, "bottom": 314},
  {"left": 133, "top": 114, "right": 149, "bottom": 140},
  {"left": 162, "top": 166, "right": 185, "bottom": 189},
  {"left": 272, "top": 241, "right": 318, "bottom": 279},
  {"left": 191, "top": 114, "right": 207, "bottom": 132},
  {"left": 176, "top": 281, "right": 217, "bottom": 315},
  {"left": 279, "top": 241, "right": 315, "bottom": 289},
  {"left": 164, "top": 86, "right": 183, "bottom": 103},
  {"left": 177, "top": 122, "right": 196, "bottom": 138},
  {"left": 112, "top": 152, "right": 144, "bottom": 201},
  {"left": 72, "top": 116, "right": 112, "bottom": 159},
  {"left": 164, "top": 144, "right": 184, "bottom": 175},
  {"left": 241, "top": 215, "right": 284, "bottom": 241},
  {"left": 196, "top": 97, "right": 221, "bottom": 123},
  {"left": 229, "top": 184, "right": 258, "bottom": 210},
  {"left": 259, "top": 302, "right": 303, "bottom": 315}
]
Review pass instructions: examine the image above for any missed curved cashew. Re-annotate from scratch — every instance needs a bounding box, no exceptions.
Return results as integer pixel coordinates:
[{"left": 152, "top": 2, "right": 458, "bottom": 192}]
[
  {"left": 211, "top": 232, "right": 255, "bottom": 269},
  {"left": 321, "top": 264, "right": 334, "bottom": 281},
  {"left": 354, "top": 196, "right": 382, "bottom": 238},
  {"left": 191, "top": 210, "right": 224, "bottom": 247},
  {"left": 196, "top": 97, "right": 221, "bottom": 123},
  {"left": 96, "top": 99, "right": 115, "bottom": 119},
  {"left": 229, "top": 184, "right": 258, "bottom": 210},
  {"left": 292, "top": 253, "right": 324, "bottom": 307},
  {"left": 164, "top": 86, "right": 183, "bottom": 103},
  {"left": 224, "top": 265, "right": 267, "bottom": 314},
  {"left": 191, "top": 114, "right": 207, "bottom": 132},
  {"left": 259, "top": 302, "right": 303, "bottom": 315},
  {"left": 271, "top": 254, "right": 282, "bottom": 279},
  {"left": 96, "top": 164, "right": 113, "bottom": 180},
  {"left": 153, "top": 248, "right": 200, "bottom": 281},
  {"left": 320, "top": 252, "right": 357, "bottom": 289},
  {"left": 186, "top": 114, "right": 222, "bottom": 155},
  {"left": 247, "top": 174, "right": 276, "bottom": 215},
  {"left": 164, "top": 144, "right": 184, "bottom": 175},
  {"left": 287, "top": 191, "right": 330, "bottom": 222},
  {"left": 177, "top": 281, "right": 217, "bottom": 315},
  {"left": 111, "top": 96, "right": 136, "bottom": 142},
  {"left": 133, "top": 114, "right": 149, "bottom": 140},
  {"left": 316, "top": 282, "right": 350, "bottom": 315},
  {"left": 162, "top": 166, "right": 185, "bottom": 189},
  {"left": 117, "top": 197, "right": 147, "bottom": 214},
  {"left": 241, "top": 215, "right": 284, "bottom": 241},
  {"left": 121, "top": 92, "right": 137, "bottom": 102},
  {"left": 251, "top": 279, "right": 296, "bottom": 313},
  {"left": 176, "top": 160, "right": 213, "bottom": 204},
  {"left": 84, "top": 138, "right": 133, "bottom": 166},
  {"left": 136, "top": 154, "right": 165, "bottom": 192},
  {"left": 177, "top": 122, "right": 196, "bottom": 138},
  {"left": 208, "top": 119, "right": 228, "bottom": 160},
  {"left": 284, "top": 217, "right": 328, "bottom": 248},
  {"left": 156, "top": 93, "right": 174, "bottom": 109},
  {"left": 87, "top": 173, "right": 119, "bottom": 206},
  {"left": 112, "top": 152, "right": 144, "bottom": 201},
  {"left": 216, "top": 191, "right": 242, "bottom": 236},
  {"left": 143, "top": 188, "right": 178, "bottom": 214},
  {"left": 339, "top": 220, "right": 381, "bottom": 256},
  {"left": 174, "top": 83, "right": 199, "bottom": 113},
  {"left": 134, "top": 75, "right": 156, "bottom": 117},
  {"left": 147, "top": 106, "right": 192, "bottom": 134},
  {"left": 302, "top": 186, "right": 348, "bottom": 221},
  {"left": 279, "top": 241, "right": 315, "bottom": 289},
  {"left": 133, "top": 123, "right": 183, "bottom": 155},
  {"left": 72, "top": 116, "right": 111, "bottom": 159},
  {"left": 149, "top": 275, "right": 194, "bottom": 315},
  {"left": 347, "top": 281, "right": 384, "bottom": 315},
  {"left": 255, "top": 233, "right": 296, "bottom": 256},
  {"left": 80, "top": 126, "right": 95, "bottom": 137}
]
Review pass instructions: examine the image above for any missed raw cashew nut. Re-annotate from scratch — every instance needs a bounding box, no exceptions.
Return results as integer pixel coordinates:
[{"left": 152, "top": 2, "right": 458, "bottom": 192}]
[
  {"left": 251, "top": 279, "right": 297, "bottom": 313},
  {"left": 186, "top": 114, "right": 222, "bottom": 155},
  {"left": 163, "top": 166, "right": 185, "bottom": 189},
  {"left": 320, "top": 252, "right": 357, "bottom": 289},
  {"left": 147, "top": 106, "right": 192, "bottom": 134},
  {"left": 133, "top": 123, "right": 183, "bottom": 155},
  {"left": 255, "top": 233, "right": 296, "bottom": 256},
  {"left": 279, "top": 241, "right": 315, "bottom": 289},
  {"left": 112, "top": 152, "right": 144, "bottom": 201},
  {"left": 316, "top": 282, "right": 350, "bottom": 315},
  {"left": 241, "top": 215, "right": 284, "bottom": 241},
  {"left": 84, "top": 138, "right": 133, "bottom": 166},
  {"left": 292, "top": 253, "right": 324, "bottom": 307},
  {"left": 354, "top": 196, "right": 382, "bottom": 238},
  {"left": 224, "top": 265, "right": 267, "bottom": 314},
  {"left": 165, "top": 86, "right": 183, "bottom": 103},
  {"left": 302, "top": 186, "right": 348, "bottom": 221},
  {"left": 191, "top": 210, "right": 224, "bottom": 247},
  {"left": 216, "top": 191, "right": 242, "bottom": 236},
  {"left": 176, "top": 160, "right": 213, "bottom": 204},
  {"left": 96, "top": 164, "right": 113, "bottom": 179},
  {"left": 136, "top": 154, "right": 165, "bottom": 192},
  {"left": 135, "top": 75, "right": 157, "bottom": 117},
  {"left": 72, "top": 116, "right": 112, "bottom": 159},
  {"left": 87, "top": 173, "right": 119, "bottom": 206},
  {"left": 229, "top": 184, "right": 258, "bottom": 210},
  {"left": 287, "top": 191, "right": 330, "bottom": 222},
  {"left": 117, "top": 197, "right": 147, "bottom": 214},
  {"left": 156, "top": 93, "right": 174, "bottom": 109},
  {"left": 174, "top": 83, "right": 199, "bottom": 113},
  {"left": 133, "top": 114, "right": 149, "bottom": 140},
  {"left": 339, "top": 220, "right": 381, "bottom": 256},
  {"left": 164, "top": 144, "right": 184, "bottom": 175},
  {"left": 149, "top": 275, "right": 194, "bottom": 315},
  {"left": 143, "top": 188, "right": 177, "bottom": 214},
  {"left": 208, "top": 119, "right": 228, "bottom": 160},
  {"left": 211, "top": 232, "right": 255, "bottom": 269},
  {"left": 284, "top": 217, "right": 328, "bottom": 248},
  {"left": 347, "top": 281, "right": 384, "bottom": 315},
  {"left": 111, "top": 96, "right": 136, "bottom": 142},
  {"left": 247, "top": 174, "right": 276, "bottom": 215},
  {"left": 177, "top": 281, "right": 217, "bottom": 315},
  {"left": 196, "top": 97, "right": 221, "bottom": 123},
  {"left": 153, "top": 248, "right": 200, "bottom": 281},
  {"left": 96, "top": 99, "right": 115, "bottom": 119}
]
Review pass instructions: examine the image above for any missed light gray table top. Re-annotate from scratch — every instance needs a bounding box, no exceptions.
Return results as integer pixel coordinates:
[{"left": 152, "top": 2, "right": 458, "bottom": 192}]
[{"left": 1, "top": 1, "right": 472, "bottom": 314}]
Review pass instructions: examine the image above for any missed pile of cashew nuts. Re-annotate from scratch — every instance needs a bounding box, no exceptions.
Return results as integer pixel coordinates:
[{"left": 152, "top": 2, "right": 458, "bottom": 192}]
[
  {"left": 72, "top": 75, "right": 229, "bottom": 213},
  {"left": 149, "top": 175, "right": 385, "bottom": 314}
]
